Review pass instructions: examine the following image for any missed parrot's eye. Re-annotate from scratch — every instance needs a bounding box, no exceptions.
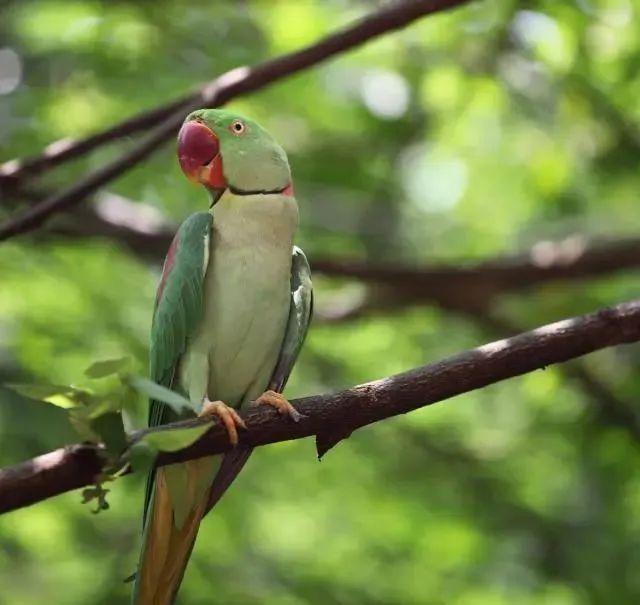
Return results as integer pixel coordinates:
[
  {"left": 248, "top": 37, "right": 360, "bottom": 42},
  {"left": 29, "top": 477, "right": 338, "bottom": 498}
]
[{"left": 230, "top": 120, "right": 246, "bottom": 135}]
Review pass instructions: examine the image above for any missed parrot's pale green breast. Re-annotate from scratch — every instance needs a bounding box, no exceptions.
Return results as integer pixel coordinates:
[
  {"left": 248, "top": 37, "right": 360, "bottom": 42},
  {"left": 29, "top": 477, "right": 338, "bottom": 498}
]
[{"left": 179, "top": 190, "right": 299, "bottom": 409}]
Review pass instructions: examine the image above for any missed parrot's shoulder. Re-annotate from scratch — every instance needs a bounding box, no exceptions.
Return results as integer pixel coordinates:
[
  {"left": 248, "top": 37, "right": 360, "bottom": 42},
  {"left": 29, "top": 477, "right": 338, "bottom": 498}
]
[
  {"left": 177, "top": 211, "right": 213, "bottom": 239},
  {"left": 156, "top": 212, "right": 212, "bottom": 305},
  {"left": 171, "top": 211, "right": 213, "bottom": 268}
]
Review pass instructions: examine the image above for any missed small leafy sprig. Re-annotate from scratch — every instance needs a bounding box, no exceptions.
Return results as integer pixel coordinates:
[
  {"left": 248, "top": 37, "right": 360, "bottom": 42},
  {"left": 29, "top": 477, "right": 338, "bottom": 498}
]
[{"left": 6, "top": 357, "right": 214, "bottom": 513}]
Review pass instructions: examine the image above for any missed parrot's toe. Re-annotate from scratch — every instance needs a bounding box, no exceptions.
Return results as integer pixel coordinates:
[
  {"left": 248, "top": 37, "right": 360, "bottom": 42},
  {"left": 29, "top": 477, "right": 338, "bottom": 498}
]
[
  {"left": 255, "top": 390, "right": 304, "bottom": 422},
  {"left": 199, "top": 399, "right": 247, "bottom": 445}
]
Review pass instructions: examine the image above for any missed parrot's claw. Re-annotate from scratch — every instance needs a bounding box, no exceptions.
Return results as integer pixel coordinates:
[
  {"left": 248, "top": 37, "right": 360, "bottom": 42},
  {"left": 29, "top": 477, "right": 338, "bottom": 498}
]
[
  {"left": 255, "top": 390, "right": 304, "bottom": 423},
  {"left": 199, "top": 399, "right": 247, "bottom": 446}
]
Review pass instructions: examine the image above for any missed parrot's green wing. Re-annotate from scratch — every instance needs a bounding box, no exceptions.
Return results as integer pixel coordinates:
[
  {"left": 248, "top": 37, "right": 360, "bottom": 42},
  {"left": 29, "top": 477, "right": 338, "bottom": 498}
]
[
  {"left": 143, "top": 211, "right": 212, "bottom": 522},
  {"left": 204, "top": 246, "right": 312, "bottom": 514}
]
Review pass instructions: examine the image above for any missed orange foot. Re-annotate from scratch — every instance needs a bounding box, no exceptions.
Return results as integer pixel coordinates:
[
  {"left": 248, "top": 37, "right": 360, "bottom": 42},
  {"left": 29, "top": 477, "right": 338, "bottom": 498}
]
[
  {"left": 200, "top": 399, "right": 247, "bottom": 446},
  {"left": 256, "top": 390, "right": 303, "bottom": 423}
]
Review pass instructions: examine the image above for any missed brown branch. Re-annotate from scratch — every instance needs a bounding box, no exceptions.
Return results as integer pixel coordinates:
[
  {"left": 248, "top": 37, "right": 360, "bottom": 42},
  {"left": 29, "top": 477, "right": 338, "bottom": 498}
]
[
  {"left": 0, "top": 115, "right": 186, "bottom": 242},
  {"left": 1, "top": 298, "right": 639, "bottom": 514},
  {"left": 468, "top": 309, "right": 640, "bottom": 444},
  {"left": 0, "top": 0, "right": 472, "bottom": 240},
  {"left": 313, "top": 236, "right": 640, "bottom": 306},
  {"left": 0, "top": 96, "right": 192, "bottom": 186},
  {"left": 40, "top": 198, "right": 640, "bottom": 305}
]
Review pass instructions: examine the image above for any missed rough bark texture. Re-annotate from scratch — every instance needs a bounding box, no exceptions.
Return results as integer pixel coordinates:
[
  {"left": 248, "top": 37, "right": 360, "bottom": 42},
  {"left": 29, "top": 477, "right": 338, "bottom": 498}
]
[{"left": 1, "top": 299, "right": 638, "bottom": 515}]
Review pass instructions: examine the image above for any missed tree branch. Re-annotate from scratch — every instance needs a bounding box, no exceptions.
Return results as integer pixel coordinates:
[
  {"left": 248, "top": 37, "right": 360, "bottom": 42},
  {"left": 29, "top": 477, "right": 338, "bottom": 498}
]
[
  {"left": 0, "top": 0, "right": 472, "bottom": 241},
  {"left": 40, "top": 197, "right": 640, "bottom": 306},
  {"left": 0, "top": 96, "right": 192, "bottom": 186},
  {"left": 466, "top": 308, "right": 640, "bottom": 444},
  {"left": 1, "top": 298, "right": 639, "bottom": 514},
  {"left": 313, "top": 236, "right": 640, "bottom": 307}
]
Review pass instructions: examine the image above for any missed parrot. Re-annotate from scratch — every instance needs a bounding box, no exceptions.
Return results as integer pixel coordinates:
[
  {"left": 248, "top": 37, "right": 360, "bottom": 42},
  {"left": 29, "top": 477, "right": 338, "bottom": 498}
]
[{"left": 131, "top": 108, "right": 313, "bottom": 604}]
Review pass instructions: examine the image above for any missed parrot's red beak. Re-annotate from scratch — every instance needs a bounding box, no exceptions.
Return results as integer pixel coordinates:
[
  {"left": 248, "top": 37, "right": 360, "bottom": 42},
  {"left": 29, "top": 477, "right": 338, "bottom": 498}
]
[{"left": 177, "top": 120, "right": 226, "bottom": 190}]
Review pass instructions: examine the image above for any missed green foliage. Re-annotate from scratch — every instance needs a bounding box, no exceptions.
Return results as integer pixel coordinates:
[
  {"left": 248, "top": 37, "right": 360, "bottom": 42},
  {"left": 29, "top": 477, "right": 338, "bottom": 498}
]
[
  {"left": 6, "top": 383, "right": 91, "bottom": 406},
  {"left": 125, "top": 375, "right": 192, "bottom": 416},
  {"left": 81, "top": 482, "right": 112, "bottom": 515},
  {"left": 5, "top": 363, "right": 211, "bottom": 479},
  {"left": 0, "top": 1, "right": 639, "bottom": 604},
  {"left": 84, "top": 356, "right": 131, "bottom": 379},
  {"left": 136, "top": 422, "right": 213, "bottom": 453}
]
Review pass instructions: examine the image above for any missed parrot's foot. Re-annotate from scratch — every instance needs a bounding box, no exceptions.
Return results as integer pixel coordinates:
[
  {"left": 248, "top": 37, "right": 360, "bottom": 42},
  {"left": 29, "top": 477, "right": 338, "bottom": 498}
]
[
  {"left": 200, "top": 399, "right": 247, "bottom": 446},
  {"left": 255, "top": 390, "right": 303, "bottom": 423}
]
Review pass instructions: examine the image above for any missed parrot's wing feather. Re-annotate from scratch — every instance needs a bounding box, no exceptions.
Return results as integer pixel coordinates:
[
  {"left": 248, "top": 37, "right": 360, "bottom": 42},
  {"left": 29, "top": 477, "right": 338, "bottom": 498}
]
[
  {"left": 269, "top": 246, "right": 313, "bottom": 392},
  {"left": 149, "top": 211, "right": 212, "bottom": 422},
  {"left": 143, "top": 211, "right": 213, "bottom": 524}
]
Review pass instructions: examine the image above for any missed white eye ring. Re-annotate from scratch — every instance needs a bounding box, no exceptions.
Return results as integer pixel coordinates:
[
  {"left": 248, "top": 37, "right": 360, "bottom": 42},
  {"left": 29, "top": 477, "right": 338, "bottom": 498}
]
[{"left": 230, "top": 120, "right": 246, "bottom": 135}]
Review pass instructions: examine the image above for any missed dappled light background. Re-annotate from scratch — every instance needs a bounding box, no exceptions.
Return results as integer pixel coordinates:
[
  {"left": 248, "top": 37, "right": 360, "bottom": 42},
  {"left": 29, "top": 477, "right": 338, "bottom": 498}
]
[{"left": 1, "top": 1, "right": 640, "bottom": 604}]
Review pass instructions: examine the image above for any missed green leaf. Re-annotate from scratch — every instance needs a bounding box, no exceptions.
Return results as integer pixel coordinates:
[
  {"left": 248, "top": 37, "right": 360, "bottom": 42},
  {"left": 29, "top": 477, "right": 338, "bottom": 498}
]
[
  {"left": 138, "top": 421, "right": 213, "bottom": 453},
  {"left": 84, "top": 357, "right": 131, "bottom": 379},
  {"left": 125, "top": 375, "right": 192, "bottom": 415},
  {"left": 91, "top": 412, "right": 127, "bottom": 456},
  {"left": 86, "top": 397, "right": 121, "bottom": 420},
  {"left": 68, "top": 408, "right": 99, "bottom": 442},
  {"left": 129, "top": 441, "right": 156, "bottom": 475},
  {"left": 6, "top": 383, "right": 89, "bottom": 407},
  {"left": 81, "top": 484, "right": 110, "bottom": 514}
]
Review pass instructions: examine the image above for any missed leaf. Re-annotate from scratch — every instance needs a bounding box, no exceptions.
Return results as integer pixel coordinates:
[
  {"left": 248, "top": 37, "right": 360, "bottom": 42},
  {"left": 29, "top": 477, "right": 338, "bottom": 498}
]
[
  {"left": 137, "top": 421, "right": 213, "bottom": 453},
  {"left": 91, "top": 412, "right": 127, "bottom": 456},
  {"left": 86, "top": 397, "right": 121, "bottom": 420},
  {"left": 125, "top": 375, "right": 192, "bottom": 415},
  {"left": 6, "top": 383, "right": 87, "bottom": 407},
  {"left": 84, "top": 357, "right": 131, "bottom": 379},
  {"left": 68, "top": 408, "right": 99, "bottom": 442},
  {"left": 81, "top": 484, "right": 110, "bottom": 514},
  {"left": 128, "top": 441, "right": 156, "bottom": 475}
]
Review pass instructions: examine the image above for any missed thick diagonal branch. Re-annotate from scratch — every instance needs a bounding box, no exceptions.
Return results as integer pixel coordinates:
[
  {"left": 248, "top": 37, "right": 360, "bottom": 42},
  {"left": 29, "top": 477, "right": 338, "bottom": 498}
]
[
  {"left": 0, "top": 0, "right": 471, "bottom": 240},
  {"left": 1, "top": 298, "right": 639, "bottom": 515}
]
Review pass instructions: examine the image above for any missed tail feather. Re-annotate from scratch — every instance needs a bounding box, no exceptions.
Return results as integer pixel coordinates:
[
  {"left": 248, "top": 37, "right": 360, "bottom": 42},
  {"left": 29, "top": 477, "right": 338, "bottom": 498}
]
[
  {"left": 132, "top": 459, "right": 214, "bottom": 605},
  {"left": 132, "top": 449, "right": 251, "bottom": 604}
]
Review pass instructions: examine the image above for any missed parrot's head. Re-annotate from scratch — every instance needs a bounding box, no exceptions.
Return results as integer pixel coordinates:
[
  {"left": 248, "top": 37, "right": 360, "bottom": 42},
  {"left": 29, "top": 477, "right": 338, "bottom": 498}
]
[{"left": 177, "top": 108, "right": 292, "bottom": 204}]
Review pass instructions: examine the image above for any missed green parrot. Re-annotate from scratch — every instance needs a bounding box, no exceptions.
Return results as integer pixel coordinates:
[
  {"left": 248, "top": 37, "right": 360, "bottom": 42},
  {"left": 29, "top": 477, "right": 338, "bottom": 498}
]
[{"left": 132, "top": 109, "right": 313, "bottom": 604}]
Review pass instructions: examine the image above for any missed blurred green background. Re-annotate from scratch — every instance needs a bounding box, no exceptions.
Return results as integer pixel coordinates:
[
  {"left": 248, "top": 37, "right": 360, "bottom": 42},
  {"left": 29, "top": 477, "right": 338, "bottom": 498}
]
[{"left": 1, "top": 0, "right": 640, "bottom": 603}]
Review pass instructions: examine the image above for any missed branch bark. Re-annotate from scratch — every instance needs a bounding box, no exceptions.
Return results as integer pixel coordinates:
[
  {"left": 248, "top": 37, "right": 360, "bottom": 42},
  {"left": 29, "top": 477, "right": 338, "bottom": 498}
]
[
  {"left": 41, "top": 199, "right": 640, "bottom": 306},
  {"left": 314, "top": 236, "right": 640, "bottom": 306},
  {"left": 1, "top": 298, "right": 639, "bottom": 515},
  {"left": 466, "top": 308, "right": 640, "bottom": 444},
  {"left": 0, "top": 96, "right": 192, "bottom": 186},
  {"left": 0, "top": 0, "right": 472, "bottom": 241}
]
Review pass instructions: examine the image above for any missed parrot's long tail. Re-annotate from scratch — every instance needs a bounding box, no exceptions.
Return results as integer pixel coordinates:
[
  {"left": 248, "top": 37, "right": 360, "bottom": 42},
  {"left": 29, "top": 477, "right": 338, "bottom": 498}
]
[
  {"left": 131, "top": 449, "right": 252, "bottom": 605},
  {"left": 132, "top": 459, "right": 212, "bottom": 605}
]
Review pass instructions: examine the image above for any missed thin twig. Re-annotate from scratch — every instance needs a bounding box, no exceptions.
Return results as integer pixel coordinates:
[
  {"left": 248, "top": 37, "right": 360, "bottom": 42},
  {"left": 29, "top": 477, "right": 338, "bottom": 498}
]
[{"left": 0, "top": 96, "right": 191, "bottom": 185}]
